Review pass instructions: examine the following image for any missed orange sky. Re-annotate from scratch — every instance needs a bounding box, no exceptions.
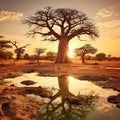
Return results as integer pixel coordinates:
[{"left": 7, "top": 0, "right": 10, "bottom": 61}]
[{"left": 0, "top": 0, "right": 120, "bottom": 57}]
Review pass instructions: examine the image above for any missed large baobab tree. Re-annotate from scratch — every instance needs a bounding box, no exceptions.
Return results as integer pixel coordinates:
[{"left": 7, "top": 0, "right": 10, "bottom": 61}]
[
  {"left": 11, "top": 41, "right": 30, "bottom": 60},
  {"left": 24, "top": 7, "right": 98, "bottom": 63},
  {"left": 75, "top": 44, "right": 97, "bottom": 64}
]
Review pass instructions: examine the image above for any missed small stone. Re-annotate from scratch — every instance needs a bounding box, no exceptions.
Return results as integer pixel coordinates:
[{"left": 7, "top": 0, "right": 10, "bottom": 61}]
[
  {"left": 10, "top": 84, "right": 15, "bottom": 87},
  {"left": 66, "top": 96, "right": 85, "bottom": 105},
  {"left": 116, "top": 103, "right": 120, "bottom": 108},
  {"left": 21, "top": 80, "right": 36, "bottom": 85}
]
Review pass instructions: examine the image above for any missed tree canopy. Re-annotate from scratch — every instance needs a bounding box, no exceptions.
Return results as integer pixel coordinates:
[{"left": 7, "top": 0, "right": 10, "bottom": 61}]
[
  {"left": 35, "top": 48, "right": 46, "bottom": 63},
  {"left": 0, "top": 36, "right": 12, "bottom": 51},
  {"left": 24, "top": 7, "right": 99, "bottom": 63},
  {"left": 95, "top": 53, "right": 106, "bottom": 61},
  {"left": 11, "top": 41, "right": 30, "bottom": 60},
  {"left": 75, "top": 44, "right": 97, "bottom": 63}
]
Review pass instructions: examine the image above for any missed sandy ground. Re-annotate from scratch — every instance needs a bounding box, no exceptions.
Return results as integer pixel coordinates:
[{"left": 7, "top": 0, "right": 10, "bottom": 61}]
[{"left": 0, "top": 59, "right": 120, "bottom": 119}]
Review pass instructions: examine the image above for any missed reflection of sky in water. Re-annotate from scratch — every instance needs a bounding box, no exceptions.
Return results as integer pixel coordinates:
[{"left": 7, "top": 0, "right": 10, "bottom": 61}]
[
  {"left": 106, "top": 67, "right": 120, "bottom": 70},
  {"left": 68, "top": 76, "right": 117, "bottom": 97},
  {"left": 4, "top": 73, "right": 120, "bottom": 120},
  {"left": 4, "top": 73, "right": 59, "bottom": 88}
]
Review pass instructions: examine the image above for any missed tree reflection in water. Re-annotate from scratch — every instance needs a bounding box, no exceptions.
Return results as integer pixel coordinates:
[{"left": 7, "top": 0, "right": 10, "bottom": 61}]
[{"left": 37, "top": 75, "right": 98, "bottom": 120}]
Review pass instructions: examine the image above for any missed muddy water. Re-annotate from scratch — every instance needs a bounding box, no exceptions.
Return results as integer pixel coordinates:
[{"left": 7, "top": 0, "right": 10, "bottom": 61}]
[{"left": 4, "top": 73, "right": 120, "bottom": 120}]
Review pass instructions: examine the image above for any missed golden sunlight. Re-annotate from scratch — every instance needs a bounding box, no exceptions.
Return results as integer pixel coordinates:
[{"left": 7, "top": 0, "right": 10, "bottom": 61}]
[{"left": 68, "top": 48, "right": 74, "bottom": 58}]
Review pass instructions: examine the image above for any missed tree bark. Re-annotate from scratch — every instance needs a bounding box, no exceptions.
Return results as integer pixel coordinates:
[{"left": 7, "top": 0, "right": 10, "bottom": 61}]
[
  {"left": 16, "top": 50, "right": 21, "bottom": 60},
  {"left": 55, "top": 38, "right": 71, "bottom": 63},
  {"left": 82, "top": 54, "right": 85, "bottom": 64}
]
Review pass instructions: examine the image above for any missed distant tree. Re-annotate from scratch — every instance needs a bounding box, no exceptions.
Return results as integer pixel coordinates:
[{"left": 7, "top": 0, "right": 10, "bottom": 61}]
[
  {"left": 46, "top": 51, "right": 56, "bottom": 61},
  {"left": 85, "top": 55, "right": 92, "bottom": 60},
  {"left": 107, "top": 54, "right": 111, "bottom": 61},
  {"left": 0, "top": 36, "right": 12, "bottom": 51},
  {"left": 5, "top": 51, "right": 13, "bottom": 59},
  {"left": 11, "top": 41, "right": 30, "bottom": 60},
  {"left": 29, "top": 55, "right": 38, "bottom": 60},
  {"left": 0, "top": 51, "right": 13, "bottom": 59},
  {"left": 74, "top": 44, "right": 97, "bottom": 63},
  {"left": 95, "top": 53, "right": 106, "bottom": 61},
  {"left": 111, "top": 56, "right": 120, "bottom": 61},
  {"left": 35, "top": 48, "right": 46, "bottom": 63},
  {"left": 23, "top": 53, "right": 30, "bottom": 60},
  {"left": 24, "top": 7, "right": 98, "bottom": 63}
]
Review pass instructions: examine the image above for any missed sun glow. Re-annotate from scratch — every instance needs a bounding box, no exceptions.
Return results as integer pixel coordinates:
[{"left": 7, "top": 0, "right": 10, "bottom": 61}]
[{"left": 68, "top": 48, "right": 74, "bottom": 58}]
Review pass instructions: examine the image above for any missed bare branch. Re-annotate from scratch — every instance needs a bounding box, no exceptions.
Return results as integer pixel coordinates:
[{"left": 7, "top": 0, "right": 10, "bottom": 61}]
[
  {"left": 42, "top": 36, "right": 57, "bottom": 42},
  {"left": 77, "top": 36, "right": 87, "bottom": 41},
  {"left": 21, "top": 44, "right": 30, "bottom": 49},
  {"left": 10, "top": 41, "right": 19, "bottom": 49},
  {"left": 11, "top": 41, "right": 30, "bottom": 49}
]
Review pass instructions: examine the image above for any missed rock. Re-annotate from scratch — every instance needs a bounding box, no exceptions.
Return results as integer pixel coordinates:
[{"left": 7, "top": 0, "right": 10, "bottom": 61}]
[
  {"left": 0, "top": 85, "right": 40, "bottom": 120},
  {"left": 116, "top": 103, "right": 120, "bottom": 108},
  {"left": 108, "top": 96, "right": 119, "bottom": 103},
  {"left": 66, "top": 96, "right": 85, "bottom": 105},
  {"left": 10, "top": 84, "right": 15, "bottom": 87},
  {"left": 23, "top": 87, "right": 53, "bottom": 98},
  {"left": 21, "top": 80, "right": 36, "bottom": 85},
  {"left": 108, "top": 94, "right": 120, "bottom": 108},
  {"left": 80, "top": 74, "right": 109, "bottom": 81}
]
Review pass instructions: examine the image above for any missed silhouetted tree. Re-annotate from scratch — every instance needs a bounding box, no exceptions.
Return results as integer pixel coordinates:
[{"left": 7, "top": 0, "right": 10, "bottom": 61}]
[
  {"left": 35, "top": 48, "right": 46, "bottom": 63},
  {"left": 75, "top": 44, "right": 97, "bottom": 63},
  {"left": 111, "top": 56, "right": 120, "bottom": 61},
  {"left": 0, "top": 51, "right": 13, "bottom": 59},
  {"left": 24, "top": 7, "right": 99, "bottom": 63},
  {"left": 46, "top": 51, "right": 56, "bottom": 60},
  {"left": 0, "top": 36, "right": 12, "bottom": 51},
  {"left": 11, "top": 41, "right": 30, "bottom": 60},
  {"left": 23, "top": 53, "right": 30, "bottom": 60},
  {"left": 95, "top": 53, "right": 106, "bottom": 61},
  {"left": 107, "top": 54, "right": 111, "bottom": 61}
]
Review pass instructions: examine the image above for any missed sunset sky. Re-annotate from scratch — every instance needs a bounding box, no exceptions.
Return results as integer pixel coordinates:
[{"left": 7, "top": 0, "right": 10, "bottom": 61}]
[{"left": 0, "top": 0, "right": 120, "bottom": 57}]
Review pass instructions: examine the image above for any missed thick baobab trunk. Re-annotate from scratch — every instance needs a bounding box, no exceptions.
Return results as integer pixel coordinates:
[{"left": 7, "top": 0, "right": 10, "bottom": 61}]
[{"left": 55, "top": 38, "right": 71, "bottom": 63}]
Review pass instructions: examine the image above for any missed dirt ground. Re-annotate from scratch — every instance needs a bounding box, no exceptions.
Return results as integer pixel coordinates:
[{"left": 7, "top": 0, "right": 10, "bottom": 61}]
[
  {"left": 0, "top": 59, "right": 120, "bottom": 119},
  {"left": 0, "top": 59, "right": 120, "bottom": 76}
]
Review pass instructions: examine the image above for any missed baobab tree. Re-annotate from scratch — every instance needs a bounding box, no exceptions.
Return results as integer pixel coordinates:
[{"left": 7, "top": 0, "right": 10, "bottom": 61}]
[
  {"left": 35, "top": 48, "right": 46, "bottom": 63},
  {"left": 11, "top": 41, "right": 30, "bottom": 60},
  {"left": 24, "top": 7, "right": 98, "bottom": 63},
  {"left": 75, "top": 44, "right": 97, "bottom": 64}
]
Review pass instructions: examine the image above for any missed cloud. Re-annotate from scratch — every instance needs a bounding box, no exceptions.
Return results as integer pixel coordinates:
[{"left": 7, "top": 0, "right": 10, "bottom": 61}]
[
  {"left": 0, "top": 10, "right": 23, "bottom": 21},
  {"left": 97, "top": 19, "right": 120, "bottom": 28},
  {"left": 96, "top": 8, "right": 113, "bottom": 18},
  {"left": 111, "top": 27, "right": 120, "bottom": 40},
  {"left": 95, "top": 2, "right": 120, "bottom": 35},
  {"left": 95, "top": 2, "right": 120, "bottom": 19}
]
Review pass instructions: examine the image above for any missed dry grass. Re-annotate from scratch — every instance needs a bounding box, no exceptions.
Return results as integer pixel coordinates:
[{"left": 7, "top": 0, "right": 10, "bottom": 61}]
[{"left": 0, "top": 59, "right": 120, "bottom": 80}]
